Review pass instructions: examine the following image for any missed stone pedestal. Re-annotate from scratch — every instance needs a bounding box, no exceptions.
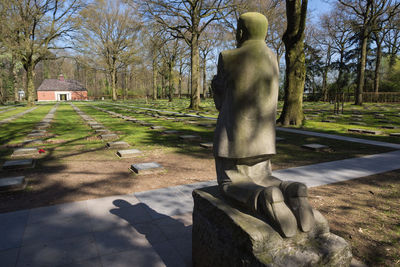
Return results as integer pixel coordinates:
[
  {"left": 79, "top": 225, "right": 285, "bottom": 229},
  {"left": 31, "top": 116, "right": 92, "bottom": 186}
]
[{"left": 192, "top": 186, "right": 352, "bottom": 267}]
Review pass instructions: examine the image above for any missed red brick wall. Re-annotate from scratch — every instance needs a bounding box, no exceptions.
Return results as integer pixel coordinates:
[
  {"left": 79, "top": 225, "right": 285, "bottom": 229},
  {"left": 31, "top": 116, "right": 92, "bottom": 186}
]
[
  {"left": 37, "top": 91, "right": 55, "bottom": 101},
  {"left": 37, "top": 91, "right": 88, "bottom": 101},
  {"left": 71, "top": 91, "right": 88, "bottom": 100}
]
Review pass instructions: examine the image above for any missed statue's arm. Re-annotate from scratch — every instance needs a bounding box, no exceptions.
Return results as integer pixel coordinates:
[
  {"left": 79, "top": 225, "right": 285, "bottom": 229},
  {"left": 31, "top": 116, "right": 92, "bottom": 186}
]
[{"left": 212, "top": 53, "right": 225, "bottom": 111}]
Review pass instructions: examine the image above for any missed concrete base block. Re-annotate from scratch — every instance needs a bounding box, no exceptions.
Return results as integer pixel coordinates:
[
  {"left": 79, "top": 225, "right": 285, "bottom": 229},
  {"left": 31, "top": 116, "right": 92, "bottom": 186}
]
[{"left": 192, "top": 186, "right": 352, "bottom": 267}]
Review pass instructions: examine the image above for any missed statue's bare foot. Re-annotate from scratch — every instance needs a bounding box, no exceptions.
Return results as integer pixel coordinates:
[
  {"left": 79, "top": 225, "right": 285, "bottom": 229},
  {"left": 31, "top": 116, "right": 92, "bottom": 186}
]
[
  {"left": 258, "top": 186, "right": 297, "bottom": 237},
  {"left": 283, "top": 182, "right": 315, "bottom": 232}
]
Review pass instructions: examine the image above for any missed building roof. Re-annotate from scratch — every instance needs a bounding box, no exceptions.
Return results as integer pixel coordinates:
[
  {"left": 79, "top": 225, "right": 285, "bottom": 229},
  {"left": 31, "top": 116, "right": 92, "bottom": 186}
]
[{"left": 37, "top": 79, "right": 87, "bottom": 92}]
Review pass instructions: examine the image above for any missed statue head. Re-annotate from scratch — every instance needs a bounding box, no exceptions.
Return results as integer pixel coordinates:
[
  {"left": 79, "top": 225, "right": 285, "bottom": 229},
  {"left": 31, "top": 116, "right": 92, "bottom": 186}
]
[{"left": 236, "top": 12, "right": 268, "bottom": 47}]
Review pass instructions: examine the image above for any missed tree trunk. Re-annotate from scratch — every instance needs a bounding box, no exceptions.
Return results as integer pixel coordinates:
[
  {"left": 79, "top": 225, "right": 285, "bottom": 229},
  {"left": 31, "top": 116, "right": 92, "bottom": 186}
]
[
  {"left": 178, "top": 68, "right": 182, "bottom": 99},
  {"left": 111, "top": 67, "right": 117, "bottom": 101},
  {"left": 152, "top": 57, "right": 158, "bottom": 100},
  {"left": 373, "top": 37, "right": 382, "bottom": 94},
  {"left": 168, "top": 62, "right": 173, "bottom": 102},
  {"left": 26, "top": 64, "right": 36, "bottom": 106},
  {"left": 202, "top": 58, "right": 207, "bottom": 100},
  {"left": 277, "top": 0, "right": 308, "bottom": 126},
  {"left": 161, "top": 73, "right": 165, "bottom": 99},
  {"left": 189, "top": 34, "right": 200, "bottom": 110},
  {"left": 322, "top": 45, "right": 331, "bottom": 102},
  {"left": 10, "top": 56, "right": 19, "bottom": 103}
]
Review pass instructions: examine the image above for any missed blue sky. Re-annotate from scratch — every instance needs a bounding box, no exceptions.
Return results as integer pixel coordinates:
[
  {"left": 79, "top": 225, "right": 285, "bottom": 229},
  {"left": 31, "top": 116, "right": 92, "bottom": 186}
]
[{"left": 308, "top": 0, "right": 332, "bottom": 21}]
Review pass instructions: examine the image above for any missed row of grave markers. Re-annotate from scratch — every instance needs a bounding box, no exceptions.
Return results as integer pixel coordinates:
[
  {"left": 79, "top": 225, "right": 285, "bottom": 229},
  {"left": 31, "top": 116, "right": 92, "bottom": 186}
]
[
  {"left": 0, "top": 104, "right": 59, "bottom": 192},
  {"left": 87, "top": 103, "right": 333, "bottom": 173},
  {"left": 0, "top": 106, "right": 38, "bottom": 126}
]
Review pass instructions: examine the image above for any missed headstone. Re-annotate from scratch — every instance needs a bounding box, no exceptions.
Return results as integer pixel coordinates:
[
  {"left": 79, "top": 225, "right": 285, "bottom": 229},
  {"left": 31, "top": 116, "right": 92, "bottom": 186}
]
[
  {"left": 2, "top": 159, "right": 35, "bottom": 170},
  {"left": 0, "top": 176, "right": 27, "bottom": 191},
  {"left": 100, "top": 134, "right": 118, "bottom": 140},
  {"left": 302, "top": 143, "right": 330, "bottom": 151},
  {"left": 192, "top": 187, "right": 352, "bottom": 267},
  {"left": 130, "top": 162, "right": 163, "bottom": 174},
  {"left": 322, "top": 120, "right": 335, "bottom": 123},
  {"left": 389, "top": 133, "right": 400, "bottom": 137},
  {"left": 276, "top": 137, "right": 285, "bottom": 142},
  {"left": 200, "top": 143, "right": 213, "bottom": 149},
  {"left": 12, "top": 148, "right": 37, "bottom": 157},
  {"left": 140, "top": 122, "right": 153, "bottom": 126},
  {"left": 116, "top": 149, "right": 142, "bottom": 158},
  {"left": 179, "top": 135, "right": 201, "bottom": 141},
  {"left": 106, "top": 141, "right": 130, "bottom": 149},
  {"left": 352, "top": 122, "right": 366, "bottom": 126}
]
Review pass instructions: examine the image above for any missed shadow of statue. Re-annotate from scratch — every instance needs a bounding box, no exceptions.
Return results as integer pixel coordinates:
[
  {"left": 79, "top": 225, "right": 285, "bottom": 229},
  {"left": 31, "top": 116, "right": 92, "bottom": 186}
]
[{"left": 110, "top": 199, "right": 192, "bottom": 267}]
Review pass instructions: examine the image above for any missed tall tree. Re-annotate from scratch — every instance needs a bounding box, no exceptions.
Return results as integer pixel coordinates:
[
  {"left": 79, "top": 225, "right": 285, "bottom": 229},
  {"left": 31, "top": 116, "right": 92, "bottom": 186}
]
[
  {"left": 277, "top": 0, "right": 308, "bottom": 126},
  {"left": 338, "top": 0, "right": 400, "bottom": 105},
  {"left": 140, "top": 0, "right": 233, "bottom": 110},
  {"left": 0, "top": 0, "right": 83, "bottom": 106},
  {"left": 78, "top": 0, "right": 141, "bottom": 101}
]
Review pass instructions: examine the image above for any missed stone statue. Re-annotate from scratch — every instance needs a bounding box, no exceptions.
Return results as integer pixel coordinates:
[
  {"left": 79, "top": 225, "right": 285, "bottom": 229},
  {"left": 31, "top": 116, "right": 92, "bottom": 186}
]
[{"left": 212, "top": 12, "right": 314, "bottom": 238}]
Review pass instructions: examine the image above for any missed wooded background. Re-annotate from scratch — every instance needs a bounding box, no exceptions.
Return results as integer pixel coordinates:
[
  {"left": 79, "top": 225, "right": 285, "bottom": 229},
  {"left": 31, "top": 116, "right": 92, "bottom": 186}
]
[{"left": 0, "top": 0, "right": 399, "bottom": 124}]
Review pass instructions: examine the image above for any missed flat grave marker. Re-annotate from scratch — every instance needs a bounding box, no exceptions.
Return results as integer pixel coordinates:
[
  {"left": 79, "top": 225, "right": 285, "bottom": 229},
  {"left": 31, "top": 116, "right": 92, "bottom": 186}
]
[
  {"left": 36, "top": 123, "right": 50, "bottom": 129},
  {"left": 200, "top": 143, "right": 213, "bottom": 149},
  {"left": 348, "top": 128, "right": 364, "bottom": 133},
  {"left": 116, "top": 149, "right": 142, "bottom": 158},
  {"left": 106, "top": 141, "right": 130, "bottom": 149},
  {"left": 2, "top": 159, "right": 35, "bottom": 170},
  {"left": 130, "top": 162, "right": 164, "bottom": 174},
  {"left": 198, "top": 123, "right": 215, "bottom": 128},
  {"left": 12, "top": 148, "right": 37, "bottom": 157},
  {"left": 362, "top": 129, "right": 382, "bottom": 135},
  {"left": 100, "top": 134, "right": 118, "bottom": 141},
  {"left": 179, "top": 135, "right": 201, "bottom": 141},
  {"left": 162, "top": 130, "right": 179, "bottom": 135},
  {"left": 95, "top": 129, "right": 109, "bottom": 134},
  {"left": 150, "top": 126, "right": 165, "bottom": 130},
  {"left": 27, "top": 132, "right": 47, "bottom": 138},
  {"left": 22, "top": 139, "right": 44, "bottom": 145},
  {"left": 0, "top": 176, "right": 27, "bottom": 191},
  {"left": 301, "top": 143, "right": 330, "bottom": 152},
  {"left": 381, "top": 125, "right": 397, "bottom": 129},
  {"left": 91, "top": 125, "right": 105, "bottom": 129}
]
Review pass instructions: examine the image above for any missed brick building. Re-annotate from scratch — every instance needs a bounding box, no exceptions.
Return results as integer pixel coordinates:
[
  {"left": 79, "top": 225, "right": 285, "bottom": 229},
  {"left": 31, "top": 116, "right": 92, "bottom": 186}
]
[{"left": 37, "top": 75, "right": 88, "bottom": 101}]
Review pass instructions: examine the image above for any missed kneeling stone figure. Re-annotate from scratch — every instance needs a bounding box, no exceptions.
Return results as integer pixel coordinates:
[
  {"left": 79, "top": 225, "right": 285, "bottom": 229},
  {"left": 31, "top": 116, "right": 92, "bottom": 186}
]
[{"left": 212, "top": 12, "right": 314, "bottom": 238}]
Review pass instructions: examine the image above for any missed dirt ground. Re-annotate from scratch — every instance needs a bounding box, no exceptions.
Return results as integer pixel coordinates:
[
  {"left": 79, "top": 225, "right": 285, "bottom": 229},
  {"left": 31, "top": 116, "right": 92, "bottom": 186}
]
[{"left": 0, "top": 148, "right": 399, "bottom": 266}]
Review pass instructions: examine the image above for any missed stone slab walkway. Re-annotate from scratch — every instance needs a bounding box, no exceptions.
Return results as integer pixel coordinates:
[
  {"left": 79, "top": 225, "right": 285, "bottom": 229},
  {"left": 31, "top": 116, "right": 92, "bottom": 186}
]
[{"left": 1, "top": 148, "right": 400, "bottom": 266}]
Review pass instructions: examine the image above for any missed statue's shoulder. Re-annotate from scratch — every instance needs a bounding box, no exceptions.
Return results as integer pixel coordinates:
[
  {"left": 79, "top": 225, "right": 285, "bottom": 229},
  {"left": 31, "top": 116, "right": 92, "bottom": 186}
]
[{"left": 220, "top": 48, "right": 241, "bottom": 60}]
